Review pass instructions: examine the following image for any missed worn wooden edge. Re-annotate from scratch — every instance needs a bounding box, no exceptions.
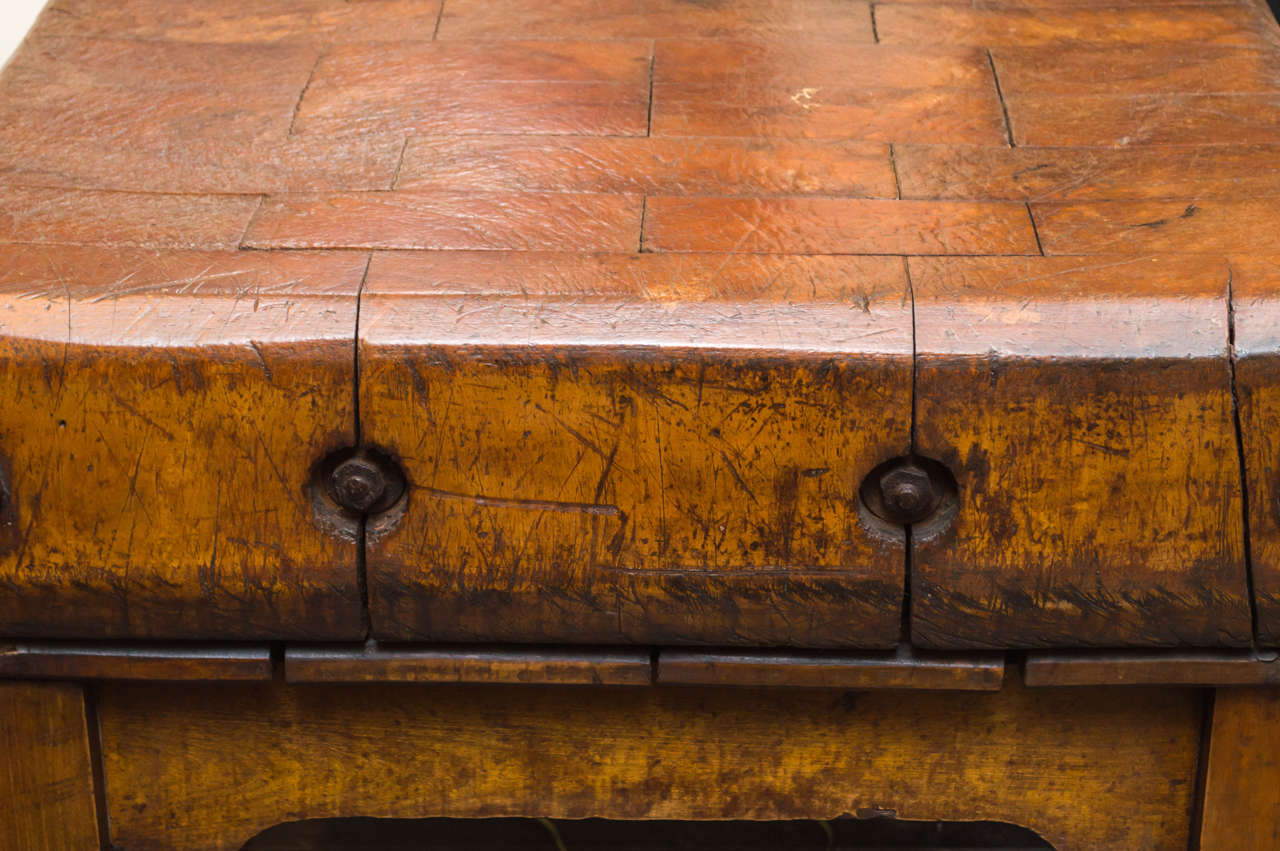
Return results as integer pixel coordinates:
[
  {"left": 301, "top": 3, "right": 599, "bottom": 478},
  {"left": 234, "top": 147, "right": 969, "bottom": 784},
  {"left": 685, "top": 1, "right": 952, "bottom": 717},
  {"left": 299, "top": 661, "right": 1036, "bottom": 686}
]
[
  {"left": 656, "top": 646, "right": 1006, "bottom": 691},
  {"left": 0, "top": 642, "right": 273, "bottom": 681},
  {"left": 1024, "top": 649, "right": 1280, "bottom": 687},
  {"left": 284, "top": 643, "right": 654, "bottom": 686}
]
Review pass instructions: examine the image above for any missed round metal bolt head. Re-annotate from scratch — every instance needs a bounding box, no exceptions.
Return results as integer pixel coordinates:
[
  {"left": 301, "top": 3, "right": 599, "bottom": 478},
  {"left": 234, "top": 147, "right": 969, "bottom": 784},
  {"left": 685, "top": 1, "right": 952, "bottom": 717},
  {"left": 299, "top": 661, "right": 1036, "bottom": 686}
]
[
  {"left": 329, "top": 458, "right": 387, "bottom": 513},
  {"left": 879, "top": 464, "right": 936, "bottom": 524}
]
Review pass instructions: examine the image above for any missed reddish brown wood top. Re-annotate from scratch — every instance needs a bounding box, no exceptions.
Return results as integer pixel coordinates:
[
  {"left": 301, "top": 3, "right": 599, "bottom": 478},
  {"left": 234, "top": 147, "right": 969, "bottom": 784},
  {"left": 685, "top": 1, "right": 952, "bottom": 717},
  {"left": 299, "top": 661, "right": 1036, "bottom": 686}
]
[{"left": 2, "top": 0, "right": 1279, "bottom": 648}]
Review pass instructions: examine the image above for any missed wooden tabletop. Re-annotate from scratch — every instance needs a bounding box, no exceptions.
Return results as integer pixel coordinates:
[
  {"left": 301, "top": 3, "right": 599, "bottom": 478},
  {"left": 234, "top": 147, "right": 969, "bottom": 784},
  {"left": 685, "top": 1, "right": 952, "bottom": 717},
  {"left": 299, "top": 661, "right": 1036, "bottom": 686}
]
[{"left": 1, "top": 0, "right": 1279, "bottom": 649}]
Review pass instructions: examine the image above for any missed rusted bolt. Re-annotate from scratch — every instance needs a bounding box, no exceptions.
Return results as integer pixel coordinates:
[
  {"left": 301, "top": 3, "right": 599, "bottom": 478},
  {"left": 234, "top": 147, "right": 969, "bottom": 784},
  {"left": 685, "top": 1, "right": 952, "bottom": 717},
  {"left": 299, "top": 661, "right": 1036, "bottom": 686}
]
[
  {"left": 328, "top": 457, "right": 387, "bottom": 513},
  {"left": 864, "top": 459, "right": 949, "bottom": 527}
]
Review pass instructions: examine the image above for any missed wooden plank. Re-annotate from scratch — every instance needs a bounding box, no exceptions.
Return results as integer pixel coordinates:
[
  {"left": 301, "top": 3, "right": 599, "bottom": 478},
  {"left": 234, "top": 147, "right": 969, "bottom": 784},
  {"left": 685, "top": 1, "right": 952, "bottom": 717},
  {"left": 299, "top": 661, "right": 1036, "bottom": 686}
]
[
  {"left": 0, "top": 643, "right": 272, "bottom": 681},
  {"left": 0, "top": 186, "right": 261, "bottom": 250},
  {"left": 98, "top": 681, "right": 1202, "bottom": 850},
  {"left": 437, "top": 0, "right": 875, "bottom": 40},
  {"left": 0, "top": 246, "right": 363, "bottom": 639},
  {"left": 359, "top": 251, "right": 912, "bottom": 647},
  {"left": 643, "top": 198, "right": 1038, "bottom": 254},
  {"left": 292, "top": 40, "right": 651, "bottom": 138},
  {"left": 1007, "top": 93, "right": 1280, "bottom": 146},
  {"left": 0, "top": 683, "right": 99, "bottom": 851},
  {"left": 243, "top": 192, "right": 643, "bottom": 251},
  {"left": 991, "top": 45, "right": 1280, "bottom": 95},
  {"left": 1233, "top": 256, "right": 1280, "bottom": 645},
  {"left": 657, "top": 646, "right": 1005, "bottom": 690},
  {"left": 395, "top": 136, "right": 897, "bottom": 197},
  {"left": 35, "top": 0, "right": 445, "bottom": 43},
  {"left": 875, "top": 5, "right": 1270, "bottom": 46},
  {"left": 286, "top": 644, "right": 652, "bottom": 685},
  {"left": 1033, "top": 200, "right": 1280, "bottom": 254},
  {"left": 1199, "top": 688, "right": 1280, "bottom": 850},
  {"left": 895, "top": 143, "right": 1280, "bottom": 201},
  {"left": 910, "top": 255, "right": 1250, "bottom": 648},
  {"left": 1025, "top": 650, "right": 1280, "bottom": 686}
]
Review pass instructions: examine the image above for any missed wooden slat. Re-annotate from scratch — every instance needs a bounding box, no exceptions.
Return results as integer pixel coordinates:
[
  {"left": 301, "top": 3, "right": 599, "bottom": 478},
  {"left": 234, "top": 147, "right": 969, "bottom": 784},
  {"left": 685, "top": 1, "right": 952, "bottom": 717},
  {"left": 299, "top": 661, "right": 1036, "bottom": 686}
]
[
  {"left": 643, "top": 198, "right": 1038, "bottom": 254},
  {"left": 243, "top": 192, "right": 643, "bottom": 251},
  {"left": 0, "top": 683, "right": 100, "bottom": 851},
  {"left": 395, "top": 137, "right": 897, "bottom": 197},
  {"left": 1007, "top": 93, "right": 1280, "bottom": 146},
  {"left": 1233, "top": 256, "right": 1280, "bottom": 645},
  {"left": 1033, "top": 200, "right": 1280, "bottom": 254},
  {"left": 437, "top": 0, "right": 875, "bottom": 40},
  {"left": 895, "top": 144, "right": 1280, "bottom": 201},
  {"left": 1025, "top": 650, "right": 1280, "bottom": 686},
  {"left": 0, "top": 643, "right": 272, "bottom": 681},
  {"left": 98, "top": 681, "right": 1202, "bottom": 850},
  {"left": 875, "top": 5, "right": 1270, "bottom": 46},
  {"left": 657, "top": 647, "right": 1005, "bottom": 690},
  {"left": 0, "top": 247, "right": 363, "bottom": 639},
  {"left": 910, "top": 255, "right": 1250, "bottom": 648},
  {"left": 1198, "top": 688, "right": 1280, "bottom": 850},
  {"left": 292, "top": 40, "right": 652, "bottom": 138},
  {"left": 359, "top": 251, "right": 912, "bottom": 647},
  {"left": 286, "top": 644, "right": 651, "bottom": 685},
  {"left": 991, "top": 45, "right": 1280, "bottom": 95}
]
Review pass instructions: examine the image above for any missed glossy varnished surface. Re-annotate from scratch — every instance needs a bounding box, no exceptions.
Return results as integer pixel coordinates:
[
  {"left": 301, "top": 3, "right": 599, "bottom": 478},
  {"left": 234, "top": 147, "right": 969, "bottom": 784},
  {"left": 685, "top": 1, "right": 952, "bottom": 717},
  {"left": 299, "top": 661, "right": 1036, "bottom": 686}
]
[{"left": 0, "top": 0, "right": 1279, "bottom": 646}]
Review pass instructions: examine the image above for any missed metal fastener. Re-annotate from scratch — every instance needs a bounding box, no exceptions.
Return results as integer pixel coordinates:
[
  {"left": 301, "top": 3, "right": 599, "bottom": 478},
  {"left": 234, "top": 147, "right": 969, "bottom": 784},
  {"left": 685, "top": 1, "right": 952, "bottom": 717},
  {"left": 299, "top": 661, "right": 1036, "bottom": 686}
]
[{"left": 874, "top": 461, "right": 944, "bottom": 526}]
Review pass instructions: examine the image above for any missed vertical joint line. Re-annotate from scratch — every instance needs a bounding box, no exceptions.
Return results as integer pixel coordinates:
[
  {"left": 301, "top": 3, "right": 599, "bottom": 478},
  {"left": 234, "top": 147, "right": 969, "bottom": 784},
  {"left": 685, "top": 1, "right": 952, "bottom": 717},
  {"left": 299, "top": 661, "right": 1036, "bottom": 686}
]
[
  {"left": 638, "top": 196, "right": 649, "bottom": 253},
  {"left": 1187, "top": 688, "right": 1217, "bottom": 851},
  {"left": 1227, "top": 265, "right": 1260, "bottom": 642},
  {"left": 355, "top": 254, "right": 373, "bottom": 639},
  {"left": 84, "top": 684, "right": 112, "bottom": 850},
  {"left": 902, "top": 257, "right": 918, "bottom": 646},
  {"left": 870, "top": 4, "right": 880, "bottom": 43},
  {"left": 288, "top": 49, "right": 325, "bottom": 137},
  {"left": 237, "top": 195, "right": 265, "bottom": 250},
  {"left": 390, "top": 137, "right": 410, "bottom": 190},
  {"left": 432, "top": 0, "right": 446, "bottom": 39},
  {"left": 645, "top": 48, "right": 656, "bottom": 137},
  {"left": 1026, "top": 202, "right": 1045, "bottom": 255},
  {"left": 986, "top": 49, "right": 1016, "bottom": 148},
  {"left": 889, "top": 143, "right": 902, "bottom": 200}
]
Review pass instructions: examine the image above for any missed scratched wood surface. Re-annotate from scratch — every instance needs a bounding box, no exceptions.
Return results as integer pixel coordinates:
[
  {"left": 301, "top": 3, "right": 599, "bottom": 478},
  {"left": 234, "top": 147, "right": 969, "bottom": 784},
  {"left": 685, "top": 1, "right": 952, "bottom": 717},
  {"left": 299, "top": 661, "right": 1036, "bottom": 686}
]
[
  {"left": 1199, "top": 687, "right": 1280, "bottom": 849},
  {"left": 0, "top": 0, "right": 1278, "bottom": 646},
  {"left": 98, "top": 681, "right": 1201, "bottom": 850}
]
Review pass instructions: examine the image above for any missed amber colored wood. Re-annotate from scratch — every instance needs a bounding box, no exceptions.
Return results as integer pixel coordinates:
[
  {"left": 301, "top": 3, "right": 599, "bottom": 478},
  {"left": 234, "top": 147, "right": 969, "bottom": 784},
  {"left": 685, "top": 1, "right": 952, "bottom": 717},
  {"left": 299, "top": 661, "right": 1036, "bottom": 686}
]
[
  {"left": 98, "top": 681, "right": 1202, "bottom": 850},
  {"left": 359, "top": 251, "right": 911, "bottom": 646},
  {"left": 1024, "top": 650, "right": 1280, "bottom": 686},
  {"left": 0, "top": 683, "right": 99, "bottom": 851},
  {"left": 991, "top": 45, "right": 1280, "bottom": 95},
  {"left": 895, "top": 144, "right": 1280, "bottom": 201},
  {"left": 436, "top": 0, "right": 875, "bottom": 40},
  {"left": 395, "top": 137, "right": 897, "bottom": 197},
  {"left": 1034, "top": 200, "right": 1280, "bottom": 254},
  {"left": 1007, "top": 93, "right": 1280, "bottom": 146},
  {"left": 1232, "top": 256, "right": 1280, "bottom": 644},
  {"left": 286, "top": 644, "right": 651, "bottom": 685},
  {"left": 243, "top": 192, "right": 643, "bottom": 251},
  {"left": 0, "top": 643, "right": 272, "bottom": 681},
  {"left": 657, "top": 646, "right": 1004, "bottom": 690},
  {"left": 0, "top": 246, "right": 363, "bottom": 639},
  {"left": 910, "top": 255, "right": 1250, "bottom": 648},
  {"left": 643, "top": 198, "right": 1038, "bottom": 254},
  {"left": 1198, "top": 688, "right": 1280, "bottom": 849}
]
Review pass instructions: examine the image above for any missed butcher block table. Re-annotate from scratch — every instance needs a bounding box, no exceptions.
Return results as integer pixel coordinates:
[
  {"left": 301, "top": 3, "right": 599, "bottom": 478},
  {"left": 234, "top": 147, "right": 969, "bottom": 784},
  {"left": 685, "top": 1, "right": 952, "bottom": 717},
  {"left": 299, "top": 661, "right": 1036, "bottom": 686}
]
[{"left": 5, "top": 0, "right": 1280, "bottom": 847}]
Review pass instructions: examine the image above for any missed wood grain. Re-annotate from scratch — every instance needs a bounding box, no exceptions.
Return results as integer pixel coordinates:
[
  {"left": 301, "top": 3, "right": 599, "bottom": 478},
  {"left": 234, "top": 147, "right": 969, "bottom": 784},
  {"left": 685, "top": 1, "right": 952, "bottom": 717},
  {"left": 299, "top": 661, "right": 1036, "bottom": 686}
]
[
  {"left": 0, "top": 643, "right": 272, "bottom": 681},
  {"left": 0, "top": 246, "right": 363, "bottom": 639},
  {"left": 910, "top": 255, "right": 1250, "bottom": 648},
  {"left": 359, "top": 251, "right": 912, "bottom": 646},
  {"left": 1034, "top": 200, "right": 1280, "bottom": 254},
  {"left": 657, "top": 646, "right": 1005, "bottom": 690},
  {"left": 991, "top": 45, "right": 1280, "bottom": 94},
  {"left": 1199, "top": 688, "right": 1280, "bottom": 850},
  {"left": 98, "top": 680, "right": 1202, "bottom": 850},
  {"left": 0, "top": 683, "right": 99, "bottom": 851},
  {"left": 285, "top": 644, "right": 651, "bottom": 685}
]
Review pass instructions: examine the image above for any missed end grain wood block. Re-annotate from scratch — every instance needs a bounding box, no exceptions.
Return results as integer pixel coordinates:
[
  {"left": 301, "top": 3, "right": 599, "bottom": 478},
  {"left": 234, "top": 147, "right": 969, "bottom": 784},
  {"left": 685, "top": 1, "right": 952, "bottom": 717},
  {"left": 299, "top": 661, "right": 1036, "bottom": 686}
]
[
  {"left": 1023, "top": 649, "right": 1280, "bottom": 686},
  {"left": 98, "top": 681, "right": 1202, "bottom": 850},
  {"left": 35, "top": 0, "right": 445, "bottom": 43},
  {"left": 0, "top": 247, "right": 364, "bottom": 639},
  {"left": 910, "top": 255, "right": 1250, "bottom": 649},
  {"left": 643, "top": 198, "right": 1038, "bottom": 254},
  {"left": 1232, "top": 256, "right": 1280, "bottom": 645},
  {"left": 437, "top": 0, "right": 875, "bottom": 40},
  {"left": 358, "top": 251, "right": 912, "bottom": 647},
  {"left": 292, "top": 40, "right": 653, "bottom": 138},
  {"left": 0, "top": 643, "right": 273, "bottom": 681},
  {"left": 657, "top": 646, "right": 1005, "bottom": 690},
  {"left": 895, "top": 144, "right": 1280, "bottom": 201},
  {"left": 395, "top": 137, "right": 897, "bottom": 197},
  {"left": 285, "top": 644, "right": 652, "bottom": 685}
]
